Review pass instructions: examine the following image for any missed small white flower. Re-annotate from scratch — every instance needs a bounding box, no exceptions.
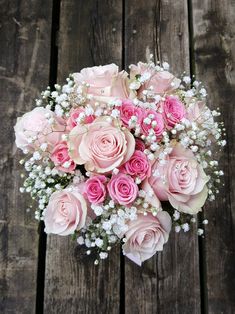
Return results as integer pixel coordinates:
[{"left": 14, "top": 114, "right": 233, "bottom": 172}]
[
  {"left": 173, "top": 211, "right": 180, "bottom": 221},
  {"left": 77, "top": 236, "right": 84, "bottom": 246},
  {"left": 33, "top": 151, "right": 41, "bottom": 160},
  {"left": 92, "top": 205, "right": 103, "bottom": 216},
  {"left": 182, "top": 223, "right": 190, "bottom": 232},
  {"left": 175, "top": 225, "right": 181, "bottom": 233},
  {"left": 162, "top": 62, "right": 170, "bottom": 70},
  {"left": 99, "top": 252, "right": 108, "bottom": 259},
  {"left": 40, "top": 143, "right": 48, "bottom": 151},
  {"left": 95, "top": 238, "right": 104, "bottom": 248},
  {"left": 102, "top": 220, "right": 112, "bottom": 231},
  {"left": 197, "top": 228, "right": 204, "bottom": 236}
]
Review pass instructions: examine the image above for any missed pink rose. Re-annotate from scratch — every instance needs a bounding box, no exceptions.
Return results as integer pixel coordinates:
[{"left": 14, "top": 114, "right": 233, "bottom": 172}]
[
  {"left": 84, "top": 175, "right": 107, "bottom": 204},
  {"left": 14, "top": 107, "right": 66, "bottom": 152},
  {"left": 162, "top": 96, "right": 186, "bottom": 128},
  {"left": 67, "top": 107, "right": 95, "bottom": 130},
  {"left": 51, "top": 142, "right": 76, "bottom": 173},
  {"left": 141, "top": 110, "right": 165, "bottom": 139},
  {"left": 123, "top": 212, "right": 172, "bottom": 266},
  {"left": 68, "top": 117, "right": 135, "bottom": 173},
  {"left": 73, "top": 64, "right": 129, "bottom": 103},
  {"left": 44, "top": 188, "right": 87, "bottom": 236},
  {"left": 146, "top": 143, "right": 209, "bottom": 214},
  {"left": 135, "top": 139, "right": 145, "bottom": 152},
  {"left": 130, "top": 62, "right": 181, "bottom": 96},
  {"left": 119, "top": 100, "right": 143, "bottom": 127},
  {"left": 107, "top": 173, "right": 138, "bottom": 206},
  {"left": 120, "top": 150, "right": 151, "bottom": 180}
]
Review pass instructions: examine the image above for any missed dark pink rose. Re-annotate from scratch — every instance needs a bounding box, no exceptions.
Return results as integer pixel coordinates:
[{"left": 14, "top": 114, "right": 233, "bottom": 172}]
[
  {"left": 119, "top": 100, "right": 144, "bottom": 127},
  {"left": 141, "top": 110, "right": 165, "bottom": 139},
  {"left": 162, "top": 96, "right": 186, "bottom": 128},
  {"left": 51, "top": 142, "right": 76, "bottom": 173},
  {"left": 84, "top": 175, "right": 107, "bottom": 204},
  {"left": 107, "top": 173, "right": 138, "bottom": 206},
  {"left": 135, "top": 139, "right": 146, "bottom": 152},
  {"left": 67, "top": 107, "right": 95, "bottom": 130},
  {"left": 120, "top": 150, "right": 151, "bottom": 180}
]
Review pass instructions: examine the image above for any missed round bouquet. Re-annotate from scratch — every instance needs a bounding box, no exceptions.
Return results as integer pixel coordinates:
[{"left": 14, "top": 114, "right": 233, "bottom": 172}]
[{"left": 14, "top": 58, "right": 226, "bottom": 266}]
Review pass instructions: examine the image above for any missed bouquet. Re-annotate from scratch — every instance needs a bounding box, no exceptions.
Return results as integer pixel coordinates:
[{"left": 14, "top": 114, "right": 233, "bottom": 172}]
[{"left": 14, "top": 58, "right": 226, "bottom": 266}]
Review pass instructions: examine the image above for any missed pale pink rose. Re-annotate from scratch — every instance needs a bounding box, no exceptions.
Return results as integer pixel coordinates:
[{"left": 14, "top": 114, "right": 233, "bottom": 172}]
[
  {"left": 186, "top": 101, "right": 215, "bottom": 126},
  {"left": 140, "top": 110, "right": 165, "bottom": 139},
  {"left": 14, "top": 107, "right": 66, "bottom": 152},
  {"left": 44, "top": 188, "right": 87, "bottom": 236},
  {"left": 51, "top": 142, "right": 76, "bottom": 173},
  {"left": 135, "top": 139, "right": 145, "bottom": 152},
  {"left": 67, "top": 107, "right": 95, "bottom": 130},
  {"left": 68, "top": 117, "right": 135, "bottom": 173},
  {"left": 141, "top": 180, "right": 162, "bottom": 210},
  {"left": 107, "top": 173, "right": 138, "bottom": 206},
  {"left": 119, "top": 100, "right": 144, "bottom": 126},
  {"left": 120, "top": 150, "right": 151, "bottom": 180},
  {"left": 162, "top": 96, "right": 186, "bottom": 128},
  {"left": 73, "top": 64, "right": 129, "bottom": 103},
  {"left": 146, "top": 143, "right": 209, "bottom": 214},
  {"left": 84, "top": 175, "right": 107, "bottom": 204},
  {"left": 123, "top": 211, "right": 172, "bottom": 266},
  {"left": 130, "top": 62, "right": 181, "bottom": 97}
]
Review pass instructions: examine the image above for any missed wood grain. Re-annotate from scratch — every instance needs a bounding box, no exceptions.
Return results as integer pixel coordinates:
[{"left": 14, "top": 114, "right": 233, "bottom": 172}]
[
  {"left": 191, "top": 0, "right": 235, "bottom": 313},
  {"left": 44, "top": 1, "right": 123, "bottom": 313},
  {"left": 0, "top": 0, "right": 52, "bottom": 313},
  {"left": 124, "top": 1, "right": 201, "bottom": 313}
]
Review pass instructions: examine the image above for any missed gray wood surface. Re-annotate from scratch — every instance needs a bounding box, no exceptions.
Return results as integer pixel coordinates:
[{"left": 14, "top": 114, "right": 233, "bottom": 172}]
[
  {"left": 124, "top": 1, "right": 200, "bottom": 313},
  {"left": 0, "top": 1, "right": 52, "bottom": 313},
  {"left": 0, "top": 0, "right": 234, "bottom": 313},
  {"left": 192, "top": 0, "right": 235, "bottom": 313},
  {"left": 44, "top": 1, "right": 123, "bottom": 313}
]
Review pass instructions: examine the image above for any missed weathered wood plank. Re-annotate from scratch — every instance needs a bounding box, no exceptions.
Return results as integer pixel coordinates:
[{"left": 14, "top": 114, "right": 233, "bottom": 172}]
[
  {"left": 191, "top": 0, "right": 235, "bottom": 313},
  {"left": 0, "top": 1, "right": 53, "bottom": 313},
  {"left": 44, "top": 1, "right": 123, "bottom": 313},
  {"left": 124, "top": 1, "right": 201, "bottom": 313}
]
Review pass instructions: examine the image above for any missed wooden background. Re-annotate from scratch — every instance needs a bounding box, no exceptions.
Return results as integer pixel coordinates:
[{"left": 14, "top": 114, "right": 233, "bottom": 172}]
[{"left": 0, "top": 0, "right": 234, "bottom": 313}]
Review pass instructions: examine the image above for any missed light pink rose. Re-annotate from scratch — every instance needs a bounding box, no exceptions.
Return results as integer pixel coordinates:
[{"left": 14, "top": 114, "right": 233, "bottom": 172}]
[
  {"left": 68, "top": 117, "right": 135, "bottom": 173},
  {"left": 123, "top": 211, "right": 172, "bottom": 266},
  {"left": 73, "top": 64, "right": 129, "bottom": 103},
  {"left": 84, "top": 175, "right": 107, "bottom": 204},
  {"left": 44, "top": 188, "right": 87, "bottom": 236},
  {"left": 14, "top": 107, "right": 66, "bottom": 152},
  {"left": 51, "top": 142, "right": 76, "bottom": 173},
  {"left": 120, "top": 150, "right": 151, "bottom": 180},
  {"left": 119, "top": 100, "right": 143, "bottom": 127},
  {"left": 107, "top": 173, "right": 138, "bottom": 206},
  {"left": 161, "top": 96, "right": 186, "bottom": 128},
  {"left": 130, "top": 62, "right": 181, "bottom": 97},
  {"left": 67, "top": 107, "right": 95, "bottom": 130},
  {"left": 146, "top": 143, "right": 209, "bottom": 214},
  {"left": 141, "top": 110, "right": 165, "bottom": 139},
  {"left": 135, "top": 139, "right": 145, "bottom": 152}
]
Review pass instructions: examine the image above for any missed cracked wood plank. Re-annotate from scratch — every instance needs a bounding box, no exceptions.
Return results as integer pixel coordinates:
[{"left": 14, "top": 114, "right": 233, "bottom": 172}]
[
  {"left": 44, "top": 1, "right": 122, "bottom": 313},
  {"left": 192, "top": 0, "right": 235, "bottom": 312},
  {"left": 0, "top": 1, "right": 53, "bottom": 313},
  {"left": 124, "top": 1, "right": 201, "bottom": 313}
]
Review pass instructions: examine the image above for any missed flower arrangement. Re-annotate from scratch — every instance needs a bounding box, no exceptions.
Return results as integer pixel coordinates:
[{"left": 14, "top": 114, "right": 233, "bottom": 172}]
[{"left": 14, "top": 58, "right": 226, "bottom": 266}]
